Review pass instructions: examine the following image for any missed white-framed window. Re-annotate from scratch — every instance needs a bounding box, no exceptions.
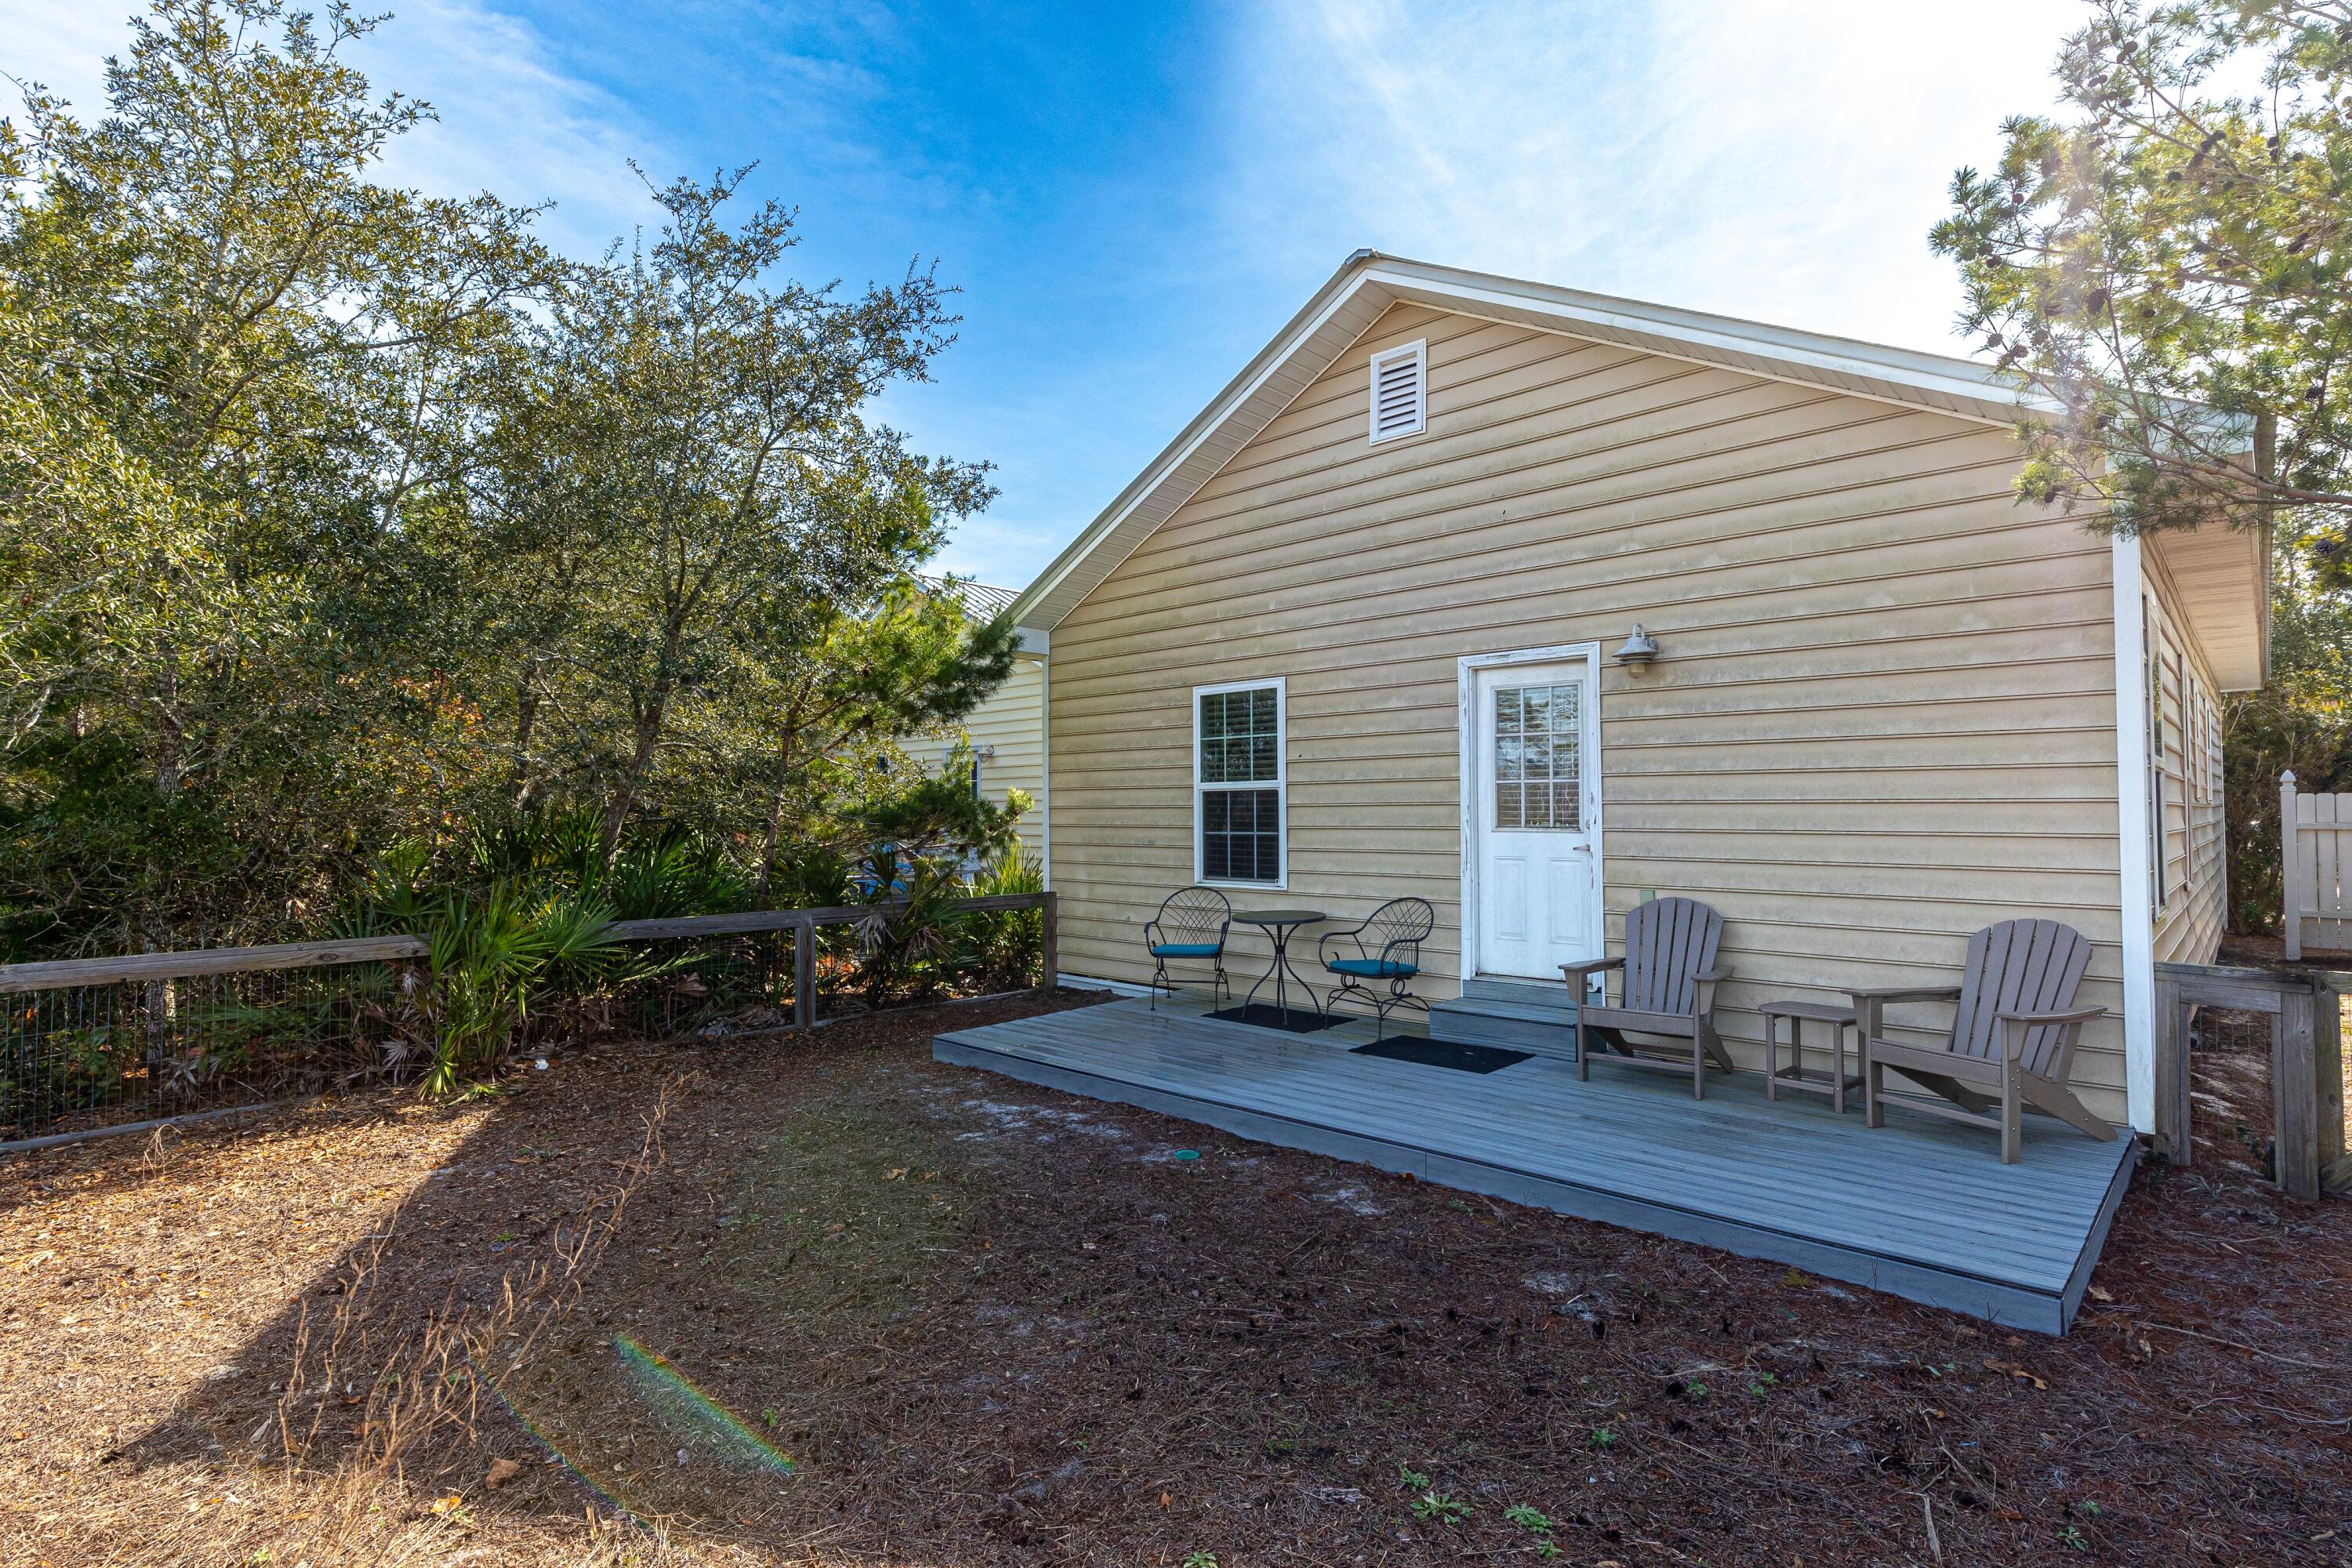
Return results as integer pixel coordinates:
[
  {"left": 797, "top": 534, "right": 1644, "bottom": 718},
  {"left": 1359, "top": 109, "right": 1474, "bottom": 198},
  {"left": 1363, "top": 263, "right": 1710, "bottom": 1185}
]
[
  {"left": 2198, "top": 677, "right": 2221, "bottom": 807},
  {"left": 1193, "top": 677, "right": 1286, "bottom": 887},
  {"left": 2143, "top": 597, "right": 2166, "bottom": 918},
  {"left": 1367, "top": 339, "right": 1427, "bottom": 443},
  {"left": 2187, "top": 677, "right": 2209, "bottom": 806}
]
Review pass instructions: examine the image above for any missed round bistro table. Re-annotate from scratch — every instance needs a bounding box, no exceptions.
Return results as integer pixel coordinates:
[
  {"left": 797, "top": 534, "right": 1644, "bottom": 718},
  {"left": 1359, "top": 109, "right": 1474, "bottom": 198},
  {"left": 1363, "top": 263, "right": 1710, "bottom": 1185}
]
[{"left": 1233, "top": 909, "right": 1327, "bottom": 1025}]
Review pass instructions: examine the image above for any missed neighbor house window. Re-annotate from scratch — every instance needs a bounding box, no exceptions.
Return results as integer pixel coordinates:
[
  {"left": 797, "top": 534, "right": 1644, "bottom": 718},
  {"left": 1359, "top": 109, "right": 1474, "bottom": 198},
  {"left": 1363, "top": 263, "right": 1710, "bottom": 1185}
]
[
  {"left": 940, "top": 744, "right": 982, "bottom": 800},
  {"left": 1195, "top": 679, "right": 1285, "bottom": 885}
]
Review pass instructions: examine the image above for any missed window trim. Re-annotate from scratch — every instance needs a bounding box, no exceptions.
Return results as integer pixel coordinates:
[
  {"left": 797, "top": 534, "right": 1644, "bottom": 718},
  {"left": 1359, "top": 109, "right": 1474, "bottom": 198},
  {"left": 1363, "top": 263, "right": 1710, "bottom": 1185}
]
[
  {"left": 1367, "top": 339, "right": 1428, "bottom": 444},
  {"left": 1192, "top": 676, "right": 1287, "bottom": 890},
  {"left": 2144, "top": 597, "right": 2169, "bottom": 917}
]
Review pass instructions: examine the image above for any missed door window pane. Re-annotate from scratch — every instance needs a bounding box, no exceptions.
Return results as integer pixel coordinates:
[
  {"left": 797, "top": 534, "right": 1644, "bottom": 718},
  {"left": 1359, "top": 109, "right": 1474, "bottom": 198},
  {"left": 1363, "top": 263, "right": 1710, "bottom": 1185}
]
[{"left": 1494, "top": 680, "right": 1582, "bottom": 832}]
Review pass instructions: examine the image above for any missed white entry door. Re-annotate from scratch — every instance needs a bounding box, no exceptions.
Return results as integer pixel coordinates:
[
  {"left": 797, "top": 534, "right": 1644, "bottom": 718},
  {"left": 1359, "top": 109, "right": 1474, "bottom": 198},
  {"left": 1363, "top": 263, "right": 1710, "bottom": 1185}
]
[{"left": 1471, "top": 658, "right": 1599, "bottom": 980}]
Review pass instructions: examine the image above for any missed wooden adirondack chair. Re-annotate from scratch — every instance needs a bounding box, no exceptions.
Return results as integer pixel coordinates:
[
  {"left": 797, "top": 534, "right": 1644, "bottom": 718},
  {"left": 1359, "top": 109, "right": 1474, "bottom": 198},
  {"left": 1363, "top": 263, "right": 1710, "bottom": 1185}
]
[
  {"left": 1562, "top": 896, "right": 1733, "bottom": 1098},
  {"left": 1851, "top": 919, "right": 2117, "bottom": 1163}
]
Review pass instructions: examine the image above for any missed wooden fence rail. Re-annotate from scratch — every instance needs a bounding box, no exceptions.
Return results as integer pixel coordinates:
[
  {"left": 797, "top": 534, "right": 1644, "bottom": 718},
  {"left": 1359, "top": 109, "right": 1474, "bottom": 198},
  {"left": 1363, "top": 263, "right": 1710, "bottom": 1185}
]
[
  {"left": 0, "top": 894, "right": 1058, "bottom": 1000},
  {"left": 0, "top": 894, "right": 1058, "bottom": 1145},
  {"left": 2281, "top": 771, "right": 2352, "bottom": 960},
  {"left": 2152, "top": 958, "right": 2349, "bottom": 1200}
]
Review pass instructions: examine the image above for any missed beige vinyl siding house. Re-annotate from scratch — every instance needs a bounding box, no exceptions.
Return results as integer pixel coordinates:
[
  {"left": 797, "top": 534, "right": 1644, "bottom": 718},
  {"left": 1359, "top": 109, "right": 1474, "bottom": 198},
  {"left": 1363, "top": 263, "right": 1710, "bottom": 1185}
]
[
  {"left": 908, "top": 577, "right": 1048, "bottom": 861},
  {"left": 1014, "top": 254, "right": 2268, "bottom": 1134},
  {"left": 956, "top": 653, "right": 1047, "bottom": 860},
  {"left": 2141, "top": 535, "right": 2237, "bottom": 965}
]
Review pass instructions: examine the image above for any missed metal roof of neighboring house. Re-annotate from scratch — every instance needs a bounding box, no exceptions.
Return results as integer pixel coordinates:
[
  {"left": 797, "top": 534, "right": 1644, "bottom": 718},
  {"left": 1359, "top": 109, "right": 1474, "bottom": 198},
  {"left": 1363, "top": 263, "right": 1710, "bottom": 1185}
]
[
  {"left": 918, "top": 574, "right": 1022, "bottom": 620},
  {"left": 1007, "top": 250, "right": 2186, "bottom": 635}
]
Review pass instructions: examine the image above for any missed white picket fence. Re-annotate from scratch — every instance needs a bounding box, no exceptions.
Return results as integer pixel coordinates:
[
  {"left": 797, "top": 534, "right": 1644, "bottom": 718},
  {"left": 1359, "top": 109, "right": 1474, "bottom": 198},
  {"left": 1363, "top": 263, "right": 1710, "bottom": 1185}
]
[{"left": 2283, "top": 771, "right": 2352, "bottom": 959}]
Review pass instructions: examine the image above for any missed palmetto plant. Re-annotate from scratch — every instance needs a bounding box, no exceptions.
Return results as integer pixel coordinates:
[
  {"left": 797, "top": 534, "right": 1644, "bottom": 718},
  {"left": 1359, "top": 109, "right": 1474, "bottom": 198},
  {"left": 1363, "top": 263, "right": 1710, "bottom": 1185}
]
[
  {"left": 455, "top": 808, "right": 750, "bottom": 920},
  {"left": 390, "top": 886, "right": 620, "bottom": 1094},
  {"left": 601, "top": 833, "right": 750, "bottom": 920},
  {"left": 855, "top": 855, "right": 964, "bottom": 1004},
  {"left": 960, "top": 843, "right": 1044, "bottom": 990}
]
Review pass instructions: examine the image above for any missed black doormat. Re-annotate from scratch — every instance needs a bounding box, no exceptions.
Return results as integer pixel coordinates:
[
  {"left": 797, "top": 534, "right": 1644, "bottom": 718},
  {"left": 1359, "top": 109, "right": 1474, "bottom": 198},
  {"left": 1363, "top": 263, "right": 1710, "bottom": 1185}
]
[
  {"left": 1208, "top": 1004, "right": 1344, "bottom": 1033},
  {"left": 1352, "top": 1036, "right": 1532, "bottom": 1074}
]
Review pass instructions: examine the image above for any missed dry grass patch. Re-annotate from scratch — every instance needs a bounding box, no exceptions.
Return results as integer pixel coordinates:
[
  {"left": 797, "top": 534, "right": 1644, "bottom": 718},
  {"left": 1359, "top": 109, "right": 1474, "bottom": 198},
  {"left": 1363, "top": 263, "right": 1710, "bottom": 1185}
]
[{"left": 1, "top": 988, "right": 2347, "bottom": 1566}]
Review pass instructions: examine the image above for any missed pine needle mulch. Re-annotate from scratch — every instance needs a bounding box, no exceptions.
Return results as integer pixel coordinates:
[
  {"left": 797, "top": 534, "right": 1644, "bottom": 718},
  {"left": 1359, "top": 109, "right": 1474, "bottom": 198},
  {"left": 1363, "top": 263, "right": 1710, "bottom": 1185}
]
[{"left": 1, "top": 989, "right": 2344, "bottom": 1567}]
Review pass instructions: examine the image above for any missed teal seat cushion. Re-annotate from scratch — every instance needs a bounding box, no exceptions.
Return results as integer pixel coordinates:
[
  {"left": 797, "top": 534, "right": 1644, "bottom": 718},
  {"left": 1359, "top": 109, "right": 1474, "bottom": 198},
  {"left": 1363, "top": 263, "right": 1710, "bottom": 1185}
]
[
  {"left": 1150, "top": 942, "right": 1223, "bottom": 958},
  {"left": 1327, "top": 957, "right": 1417, "bottom": 978}
]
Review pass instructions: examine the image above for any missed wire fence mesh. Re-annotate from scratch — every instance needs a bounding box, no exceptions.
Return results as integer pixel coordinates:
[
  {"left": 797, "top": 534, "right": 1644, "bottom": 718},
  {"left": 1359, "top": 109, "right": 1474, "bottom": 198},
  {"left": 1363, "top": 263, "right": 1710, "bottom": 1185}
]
[
  {"left": 1, "top": 895, "right": 1054, "bottom": 1143},
  {"left": 1, "top": 962, "right": 387, "bottom": 1141}
]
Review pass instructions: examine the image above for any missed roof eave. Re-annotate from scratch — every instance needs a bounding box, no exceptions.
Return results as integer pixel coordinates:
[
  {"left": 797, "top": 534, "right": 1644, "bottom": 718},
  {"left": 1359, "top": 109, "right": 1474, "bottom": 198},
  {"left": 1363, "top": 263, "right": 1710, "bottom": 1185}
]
[{"left": 1008, "top": 250, "right": 1393, "bottom": 632}]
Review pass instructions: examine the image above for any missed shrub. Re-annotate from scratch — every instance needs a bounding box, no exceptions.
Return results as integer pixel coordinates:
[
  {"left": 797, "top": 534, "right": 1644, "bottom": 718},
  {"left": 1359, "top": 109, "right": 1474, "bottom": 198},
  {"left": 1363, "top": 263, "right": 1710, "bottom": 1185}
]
[
  {"left": 376, "top": 885, "right": 622, "bottom": 1094},
  {"left": 960, "top": 843, "right": 1044, "bottom": 991}
]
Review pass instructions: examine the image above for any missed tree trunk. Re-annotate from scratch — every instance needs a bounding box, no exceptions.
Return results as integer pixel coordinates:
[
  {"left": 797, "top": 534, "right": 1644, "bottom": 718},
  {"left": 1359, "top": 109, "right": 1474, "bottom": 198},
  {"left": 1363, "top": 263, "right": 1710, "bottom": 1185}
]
[
  {"left": 153, "top": 652, "right": 183, "bottom": 798},
  {"left": 510, "top": 677, "right": 541, "bottom": 809},
  {"left": 145, "top": 651, "right": 185, "bottom": 950},
  {"left": 599, "top": 679, "right": 672, "bottom": 864},
  {"left": 756, "top": 731, "right": 800, "bottom": 899}
]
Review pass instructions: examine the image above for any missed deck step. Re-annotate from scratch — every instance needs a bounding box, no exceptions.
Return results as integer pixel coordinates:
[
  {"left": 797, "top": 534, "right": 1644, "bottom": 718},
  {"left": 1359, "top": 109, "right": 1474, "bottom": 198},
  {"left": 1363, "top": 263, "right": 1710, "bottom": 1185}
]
[
  {"left": 1459, "top": 975, "right": 1581, "bottom": 1012},
  {"left": 1428, "top": 994, "right": 1580, "bottom": 1058}
]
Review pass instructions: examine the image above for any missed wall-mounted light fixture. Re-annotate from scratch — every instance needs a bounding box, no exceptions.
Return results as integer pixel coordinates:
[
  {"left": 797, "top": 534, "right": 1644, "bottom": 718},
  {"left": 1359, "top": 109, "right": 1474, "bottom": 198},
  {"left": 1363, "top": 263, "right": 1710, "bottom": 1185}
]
[{"left": 1613, "top": 625, "right": 1660, "bottom": 667}]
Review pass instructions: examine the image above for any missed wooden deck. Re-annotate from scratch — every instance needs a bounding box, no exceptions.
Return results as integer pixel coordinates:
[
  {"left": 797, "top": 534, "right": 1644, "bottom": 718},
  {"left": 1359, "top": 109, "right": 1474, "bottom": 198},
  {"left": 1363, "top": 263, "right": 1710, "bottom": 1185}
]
[{"left": 934, "top": 997, "right": 2137, "bottom": 1334}]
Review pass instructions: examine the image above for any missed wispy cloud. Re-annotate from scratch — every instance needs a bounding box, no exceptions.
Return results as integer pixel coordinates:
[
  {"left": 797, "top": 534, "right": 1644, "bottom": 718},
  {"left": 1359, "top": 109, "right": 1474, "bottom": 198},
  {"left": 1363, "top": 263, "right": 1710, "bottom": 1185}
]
[
  {"left": 1218, "top": 0, "right": 2078, "bottom": 354},
  {"left": 350, "top": 0, "right": 665, "bottom": 256},
  {"left": 0, "top": 0, "right": 663, "bottom": 259},
  {"left": 1, "top": 0, "right": 121, "bottom": 112},
  {"left": 5, "top": 2, "right": 2100, "bottom": 590}
]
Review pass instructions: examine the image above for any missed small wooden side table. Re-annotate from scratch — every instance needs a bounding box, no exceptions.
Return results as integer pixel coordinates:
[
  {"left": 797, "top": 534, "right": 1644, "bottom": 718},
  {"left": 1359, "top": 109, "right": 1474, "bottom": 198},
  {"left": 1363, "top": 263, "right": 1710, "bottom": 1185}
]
[{"left": 1760, "top": 999, "right": 1864, "bottom": 1113}]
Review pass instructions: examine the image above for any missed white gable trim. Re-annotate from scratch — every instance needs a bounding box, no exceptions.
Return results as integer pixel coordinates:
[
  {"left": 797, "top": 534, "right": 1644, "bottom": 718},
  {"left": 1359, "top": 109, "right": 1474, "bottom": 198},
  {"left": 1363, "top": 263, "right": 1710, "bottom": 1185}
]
[{"left": 1009, "top": 251, "right": 2056, "bottom": 634}]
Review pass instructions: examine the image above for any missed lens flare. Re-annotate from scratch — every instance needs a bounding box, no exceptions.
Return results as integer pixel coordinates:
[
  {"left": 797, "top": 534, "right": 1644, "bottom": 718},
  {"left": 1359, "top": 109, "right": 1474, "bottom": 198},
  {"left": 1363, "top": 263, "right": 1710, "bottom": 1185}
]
[
  {"left": 615, "top": 1332, "right": 798, "bottom": 1475},
  {"left": 470, "top": 1356, "right": 638, "bottom": 1526}
]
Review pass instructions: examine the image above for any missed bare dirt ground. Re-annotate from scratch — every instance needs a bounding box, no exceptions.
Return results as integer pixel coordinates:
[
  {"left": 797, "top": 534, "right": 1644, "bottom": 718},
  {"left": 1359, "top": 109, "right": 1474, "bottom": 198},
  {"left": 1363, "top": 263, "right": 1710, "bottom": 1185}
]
[{"left": 2, "top": 988, "right": 2347, "bottom": 1567}]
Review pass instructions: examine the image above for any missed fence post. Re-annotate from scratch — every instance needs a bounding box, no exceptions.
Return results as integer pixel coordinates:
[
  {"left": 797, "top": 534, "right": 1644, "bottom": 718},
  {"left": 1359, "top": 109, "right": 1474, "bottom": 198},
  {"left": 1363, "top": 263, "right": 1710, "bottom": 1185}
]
[
  {"left": 2273, "top": 977, "right": 2347, "bottom": 1199},
  {"left": 793, "top": 916, "right": 815, "bottom": 1033},
  {"left": 143, "top": 974, "right": 176, "bottom": 1069},
  {"left": 2283, "top": 771, "right": 2304, "bottom": 961},
  {"left": 2151, "top": 975, "right": 2190, "bottom": 1166},
  {"left": 2320, "top": 983, "right": 2347, "bottom": 1190},
  {"left": 2274, "top": 981, "right": 2339, "bottom": 1200},
  {"left": 1040, "top": 891, "right": 1058, "bottom": 991}
]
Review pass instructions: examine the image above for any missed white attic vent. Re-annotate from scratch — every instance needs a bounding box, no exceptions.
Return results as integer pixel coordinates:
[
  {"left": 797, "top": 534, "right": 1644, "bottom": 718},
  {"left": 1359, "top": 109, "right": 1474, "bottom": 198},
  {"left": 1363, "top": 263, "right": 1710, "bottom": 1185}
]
[{"left": 1367, "top": 339, "right": 1426, "bottom": 443}]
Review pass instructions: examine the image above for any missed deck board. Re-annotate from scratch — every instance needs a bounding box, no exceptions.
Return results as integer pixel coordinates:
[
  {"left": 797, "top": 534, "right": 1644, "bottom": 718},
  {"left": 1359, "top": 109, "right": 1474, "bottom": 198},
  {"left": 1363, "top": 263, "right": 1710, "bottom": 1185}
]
[{"left": 933, "top": 998, "right": 2136, "bottom": 1334}]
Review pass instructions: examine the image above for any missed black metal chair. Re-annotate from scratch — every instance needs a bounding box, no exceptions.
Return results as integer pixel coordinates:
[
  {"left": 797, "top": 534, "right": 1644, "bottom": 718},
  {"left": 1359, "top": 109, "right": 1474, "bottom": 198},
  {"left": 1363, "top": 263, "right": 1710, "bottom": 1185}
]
[
  {"left": 1318, "top": 898, "right": 1435, "bottom": 1040},
  {"left": 1144, "top": 887, "right": 1232, "bottom": 1011}
]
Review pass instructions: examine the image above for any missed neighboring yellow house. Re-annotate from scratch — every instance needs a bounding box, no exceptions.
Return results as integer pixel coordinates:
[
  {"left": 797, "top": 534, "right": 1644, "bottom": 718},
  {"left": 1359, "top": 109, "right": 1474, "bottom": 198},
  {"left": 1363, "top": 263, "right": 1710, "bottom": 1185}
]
[
  {"left": 1004, "top": 252, "right": 2268, "bottom": 1134},
  {"left": 916, "top": 576, "right": 1047, "bottom": 862}
]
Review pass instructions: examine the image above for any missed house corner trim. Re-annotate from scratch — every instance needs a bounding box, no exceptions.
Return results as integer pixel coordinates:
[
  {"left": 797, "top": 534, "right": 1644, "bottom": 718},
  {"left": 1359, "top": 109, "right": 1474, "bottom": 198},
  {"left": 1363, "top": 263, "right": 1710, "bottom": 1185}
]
[{"left": 2111, "top": 533, "right": 2157, "bottom": 1134}]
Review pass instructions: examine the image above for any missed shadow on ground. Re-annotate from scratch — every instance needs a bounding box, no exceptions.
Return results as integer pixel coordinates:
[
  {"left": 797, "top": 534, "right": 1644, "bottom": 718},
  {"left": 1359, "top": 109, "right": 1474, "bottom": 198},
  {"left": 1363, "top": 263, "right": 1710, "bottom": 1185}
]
[{"left": 7, "top": 988, "right": 2349, "bottom": 1566}]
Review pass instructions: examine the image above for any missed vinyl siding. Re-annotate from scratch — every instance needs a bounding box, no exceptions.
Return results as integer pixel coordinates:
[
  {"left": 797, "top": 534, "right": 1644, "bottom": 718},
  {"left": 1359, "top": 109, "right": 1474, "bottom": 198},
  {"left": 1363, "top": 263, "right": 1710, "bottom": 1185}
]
[
  {"left": 923, "top": 656, "right": 1047, "bottom": 860},
  {"left": 1047, "top": 302, "right": 2136, "bottom": 1123},
  {"left": 2143, "top": 541, "right": 2228, "bottom": 965}
]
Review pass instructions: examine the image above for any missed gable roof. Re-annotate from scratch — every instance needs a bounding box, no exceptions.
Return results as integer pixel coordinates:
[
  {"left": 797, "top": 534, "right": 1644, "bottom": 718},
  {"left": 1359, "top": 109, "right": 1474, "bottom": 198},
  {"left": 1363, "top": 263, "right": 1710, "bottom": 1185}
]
[
  {"left": 1009, "top": 251, "right": 2059, "bottom": 633},
  {"left": 918, "top": 573, "right": 1022, "bottom": 620}
]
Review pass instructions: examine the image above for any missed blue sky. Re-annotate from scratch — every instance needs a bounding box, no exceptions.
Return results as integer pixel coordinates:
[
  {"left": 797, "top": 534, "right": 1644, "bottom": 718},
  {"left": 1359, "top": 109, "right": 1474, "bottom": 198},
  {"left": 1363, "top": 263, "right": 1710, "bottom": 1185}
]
[{"left": 9, "top": 1, "right": 2087, "bottom": 588}]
